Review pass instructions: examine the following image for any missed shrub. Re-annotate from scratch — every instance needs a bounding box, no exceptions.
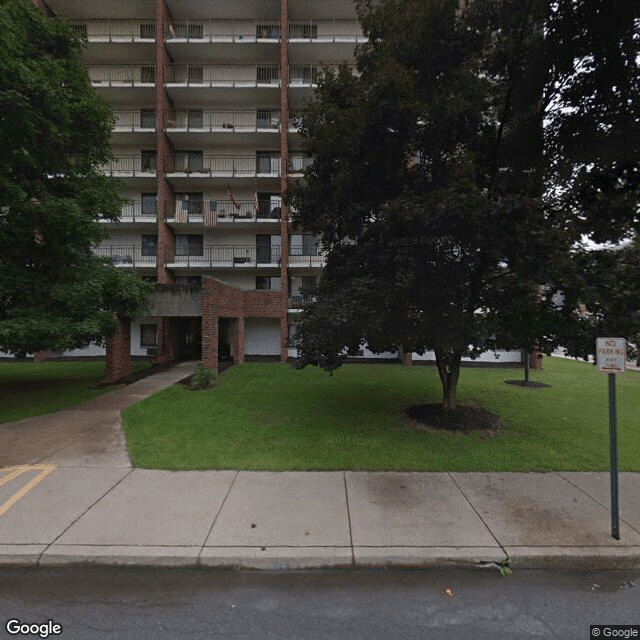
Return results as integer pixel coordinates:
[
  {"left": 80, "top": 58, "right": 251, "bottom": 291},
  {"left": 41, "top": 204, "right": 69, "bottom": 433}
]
[{"left": 191, "top": 364, "right": 215, "bottom": 390}]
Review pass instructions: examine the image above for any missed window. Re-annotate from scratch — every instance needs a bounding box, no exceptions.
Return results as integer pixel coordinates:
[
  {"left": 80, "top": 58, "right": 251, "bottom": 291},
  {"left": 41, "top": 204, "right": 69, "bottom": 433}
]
[
  {"left": 141, "top": 193, "right": 157, "bottom": 216},
  {"left": 256, "top": 23, "right": 281, "bottom": 39},
  {"left": 140, "top": 65, "right": 155, "bottom": 83},
  {"left": 141, "top": 276, "right": 157, "bottom": 283},
  {"left": 139, "top": 23, "right": 155, "bottom": 40},
  {"left": 188, "top": 109, "right": 203, "bottom": 128},
  {"left": 140, "top": 324, "right": 157, "bottom": 347},
  {"left": 188, "top": 65, "right": 204, "bottom": 83},
  {"left": 72, "top": 24, "right": 87, "bottom": 40},
  {"left": 290, "top": 23, "right": 318, "bottom": 39},
  {"left": 256, "top": 234, "right": 280, "bottom": 263},
  {"left": 175, "top": 151, "right": 203, "bottom": 173},
  {"left": 289, "top": 276, "right": 317, "bottom": 294},
  {"left": 141, "top": 150, "right": 157, "bottom": 172},
  {"left": 257, "top": 109, "right": 279, "bottom": 129},
  {"left": 256, "top": 276, "right": 281, "bottom": 291},
  {"left": 175, "top": 234, "right": 203, "bottom": 256},
  {"left": 257, "top": 66, "right": 279, "bottom": 84},
  {"left": 290, "top": 234, "right": 317, "bottom": 256},
  {"left": 141, "top": 234, "right": 157, "bottom": 257},
  {"left": 140, "top": 109, "right": 156, "bottom": 129},
  {"left": 256, "top": 152, "right": 278, "bottom": 174},
  {"left": 257, "top": 193, "right": 280, "bottom": 218},
  {"left": 176, "top": 192, "right": 203, "bottom": 215}
]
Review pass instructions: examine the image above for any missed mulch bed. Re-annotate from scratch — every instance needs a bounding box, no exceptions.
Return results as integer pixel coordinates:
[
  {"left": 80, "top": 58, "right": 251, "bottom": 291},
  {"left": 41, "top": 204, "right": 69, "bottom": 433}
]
[{"left": 403, "top": 402, "right": 504, "bottom": 434}]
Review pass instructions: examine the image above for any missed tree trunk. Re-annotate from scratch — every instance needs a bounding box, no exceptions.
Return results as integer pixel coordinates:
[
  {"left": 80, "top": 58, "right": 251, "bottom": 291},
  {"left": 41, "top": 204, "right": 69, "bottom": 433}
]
[
  {"left": 434, "top": 349, "right": 462, "bottom": 412},
  {"left": 524, "top": 350, "right": 530, "bottom": 383}
]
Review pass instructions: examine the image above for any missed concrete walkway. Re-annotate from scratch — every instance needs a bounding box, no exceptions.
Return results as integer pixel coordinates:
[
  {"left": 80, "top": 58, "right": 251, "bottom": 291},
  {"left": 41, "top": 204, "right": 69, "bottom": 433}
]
[{"left": 1, "top": 361, "right": 639, "bottom": 571}]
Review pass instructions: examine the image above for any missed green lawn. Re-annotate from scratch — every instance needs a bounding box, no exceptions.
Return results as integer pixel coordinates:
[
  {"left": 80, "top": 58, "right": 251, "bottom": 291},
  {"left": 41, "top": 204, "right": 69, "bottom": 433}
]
[
  {"left": 0, "top": 360, "right": 150, "bottom": 423},
  {"left": 123, "top": 357, "right": 640, "bottom": 472}
]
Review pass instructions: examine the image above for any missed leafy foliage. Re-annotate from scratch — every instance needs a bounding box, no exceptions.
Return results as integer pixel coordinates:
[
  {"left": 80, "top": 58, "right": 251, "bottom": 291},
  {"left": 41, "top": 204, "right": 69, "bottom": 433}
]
[{"left": 0, "top": 0, "right": 152, "bottom": 356}]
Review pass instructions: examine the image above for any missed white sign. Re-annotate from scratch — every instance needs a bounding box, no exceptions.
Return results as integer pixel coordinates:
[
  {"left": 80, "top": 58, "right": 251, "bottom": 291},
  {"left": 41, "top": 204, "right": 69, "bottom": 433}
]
[{"left": 596, "top": 338, "right": 626, "bottom": 374}]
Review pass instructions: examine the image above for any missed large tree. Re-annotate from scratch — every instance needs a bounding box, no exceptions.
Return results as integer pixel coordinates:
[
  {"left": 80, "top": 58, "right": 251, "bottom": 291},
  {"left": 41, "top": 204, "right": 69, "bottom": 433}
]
[
  {"left": 0, "top": 0, "right": 152, "bottom": 357},
  {"left": 289, "top": 0, "right": 574, "bottom": 411}
]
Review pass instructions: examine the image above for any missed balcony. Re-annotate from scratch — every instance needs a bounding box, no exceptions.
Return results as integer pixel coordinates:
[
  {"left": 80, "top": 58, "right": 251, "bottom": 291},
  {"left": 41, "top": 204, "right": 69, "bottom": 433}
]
[
  {"left": 99, "top": 201, "right": 157, "bottom": 224},
  {"left": 165, "top": 64, "right": 279, "bottom": 87},
  {"left": 162, "top": 19, "right": 365, "bottom": 43},
  {"left": 165, "top": 155, "right": 280, "bottom": 178},
  {"left": 288, "top": 20, "right": 366, "bottom": 42},
  {"left": 288, "top": 155, "right": 313, "bottom": 176},
  {"left": 169, "top": 245, "right": 282, "bottom": 268},
  {"left": 113, "top": 110, "right": 156, "bottom": 132},
  {"left": 87, "top": 65, "right": 156, "bottom": 86},
  {"left": 95, "top": 245, "right": 156, "bottom": 267},
  {"left": 98, "top": 155, "right": 156, "bottom": 177},
  {"left": 165, "top": 19, "right": 280, "bottom": 42},
  {"left": 165, "top": 109, "right": 281, "bottom": 132},
  {"left": 166, "top": 200, "right": 280, "bottom": 224},
  {"left": 289, "top": 245, "right": 325, "bottom": 268},
  {"left": 71, "top": 20, "right": 156, "bottom": 42}
]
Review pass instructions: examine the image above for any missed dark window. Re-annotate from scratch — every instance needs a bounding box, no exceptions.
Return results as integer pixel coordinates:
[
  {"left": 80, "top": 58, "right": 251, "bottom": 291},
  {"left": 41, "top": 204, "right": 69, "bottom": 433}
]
[
  {"left": 141, "top": 193, "right": 157, "bottom": 216},
  {"left": 72, "top": 24, "right": 87, "bottom": 40},
  {"left": 290, "top": 234, "right": 317, "bottom": 256},
  {"left": 175, "top": 234, "right": 203, "bottom": 256},
  {"left": 257, "top": 193, "right": 281, "bottom": 218},
  {"left": 140, "top": 324, "right": 157, "bottom": 347},
  {"left": 139, "top": 23, "right": 156, "bottom": 39},
  {"left": 256, "top": 276, "right": 280, "bottom": 290},
  {"left": 257, "top": 109, "right": 278, "bottom": 128},
  {"left": 140, "top": 65, "right": 155, "bottom": 83},
  {"left": 257, "top": 66, "right": 279, "bottom": 84},
  {"left": 141, "top": 276, "right": 157, "bottom": 283},
  {"left": 188, "top": 109, "right": 203, "bottom": 128},
  {"left": 176, "top": 192, "right": 203, "bottom": 215},
  {"left": 140, "top": 109, "right": 156, "bottom": 129},
  {"left": 290, "top": 23, "right": 318, "bottom": 39},
  {"left": 141, "top": 234, "right": 157, "bottom": 256},
  {"left": 141, "top": 150, "right": 156, "bottom": 172},
  {"left": 256, "top": 23, "right": 281, "bottom": 39},
  {"left": 188, "top": 65, "right": 203, "bottom": 83},
  {"left": 175, "top": 151, "right": 203, "bottom": 173},
  {"left": 256, "top": 152, "right": 277, "bottom": 174}
]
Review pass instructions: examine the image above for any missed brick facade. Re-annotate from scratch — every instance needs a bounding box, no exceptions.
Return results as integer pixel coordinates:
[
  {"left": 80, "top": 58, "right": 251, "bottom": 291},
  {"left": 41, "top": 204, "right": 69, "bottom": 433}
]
[{"left": 105, "top": 318, "right": 131, "bottom": 383}]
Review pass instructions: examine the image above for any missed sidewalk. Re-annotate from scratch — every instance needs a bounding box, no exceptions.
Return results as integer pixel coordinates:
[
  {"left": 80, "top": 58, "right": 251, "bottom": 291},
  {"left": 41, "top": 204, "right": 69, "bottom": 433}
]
[{"left": 1, "top": 363, "right": 639, "bottom": 572}]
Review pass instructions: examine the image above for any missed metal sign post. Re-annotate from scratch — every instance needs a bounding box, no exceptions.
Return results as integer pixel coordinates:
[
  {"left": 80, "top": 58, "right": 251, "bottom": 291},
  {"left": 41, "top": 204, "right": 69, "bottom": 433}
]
[{"left": 596, "top": 338, "right": 626, "bottom": 540}]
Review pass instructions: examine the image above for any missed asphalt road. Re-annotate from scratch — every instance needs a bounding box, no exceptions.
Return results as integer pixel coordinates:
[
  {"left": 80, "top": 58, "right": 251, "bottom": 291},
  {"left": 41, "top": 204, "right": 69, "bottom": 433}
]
[{"left": 0, "top": 568, "right": 638, "bottom": 640}]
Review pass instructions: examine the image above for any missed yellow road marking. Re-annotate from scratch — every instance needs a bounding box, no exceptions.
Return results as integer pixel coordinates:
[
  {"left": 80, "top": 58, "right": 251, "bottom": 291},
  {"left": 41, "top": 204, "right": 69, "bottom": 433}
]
[
  {"left": 0, "top": 466, "right": 30, "bottom": 488},
  {"left": 0, "top": 465, "right": 57, "bottom": 517}
]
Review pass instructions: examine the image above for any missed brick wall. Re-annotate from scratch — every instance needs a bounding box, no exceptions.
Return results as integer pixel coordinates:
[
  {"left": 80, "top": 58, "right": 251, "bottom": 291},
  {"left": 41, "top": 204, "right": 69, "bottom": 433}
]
[{"left": 105, "top": 318, "right": 131, "bottom": 382}]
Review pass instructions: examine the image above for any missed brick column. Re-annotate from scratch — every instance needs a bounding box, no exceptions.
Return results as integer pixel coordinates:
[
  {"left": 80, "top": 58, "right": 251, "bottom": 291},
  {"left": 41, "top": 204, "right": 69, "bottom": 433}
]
[
  {"left": 105, "top": 318, "right": 131, "bottom": 383},
  {"left": 201, "top": 277, "right": 219, "bottom": 373},
  {"left": 152, "top": 317, "right": 176, "bottom": 364},
  {"left": 233, "top": 317, "right": 245, "bottom": 364},
  {"left": 156, "top": 0, "right": 175, "bottom": 285},
  {"left": 278, "top": 0, "right": 290, "bottom": 363}
]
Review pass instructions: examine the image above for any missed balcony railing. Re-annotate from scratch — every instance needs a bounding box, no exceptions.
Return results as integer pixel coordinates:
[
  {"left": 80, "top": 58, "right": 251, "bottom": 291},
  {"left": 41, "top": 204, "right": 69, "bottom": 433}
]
[
  {"left": 165, "top": 19, "right": 280, "bottom": 42},
  {"left": 288, "top": 155, "right": 313, "bottom": 174},
  {"left": 71, "top": 20, "right": 156, "bottom": 42},
  {"left": 289, "top": 20, "right": 366, "bottom": 42},
  {"left": 165, "top": 64, "right": 280, "bottom": 86},
  {"left": 98, "top": 156, "right": 156, "bottom": 176},
  {"left": 95, "top": 245, "right": 157, "bottom": 266},
  {"left": 113, "top": 110, "right": 157, "bottom": 131},
  {"left": 166, "top": 200, "right": 280, "bottom": 222},
  {"left": 162, "top": 19, "right": 365, "bottom": 43},
  {"left": 165, "top": 109, "right": 280, "bottom": 132},
  {"left": 165, "top": 155, "right": 280, "bottom": 177},
  {"left": 170, "top": 245, "right": 282, "bottom": 267},
  {"left": 100, "top": 201, "right": 157, "bottom": 222},
  {"left": 87, "top": 65, "right": 156, "bottom": 86}
]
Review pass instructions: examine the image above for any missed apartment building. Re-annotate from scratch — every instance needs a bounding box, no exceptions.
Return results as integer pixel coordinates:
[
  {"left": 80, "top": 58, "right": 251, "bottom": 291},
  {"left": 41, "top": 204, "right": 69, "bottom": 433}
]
[{"left": 35, "top": 0, "right": 367, "bottom": 380}]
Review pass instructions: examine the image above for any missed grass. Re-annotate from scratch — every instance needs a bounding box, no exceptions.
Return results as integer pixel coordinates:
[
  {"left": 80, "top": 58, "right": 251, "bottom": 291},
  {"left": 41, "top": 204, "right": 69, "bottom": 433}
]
[
  {"left": 0, "top": 359, "right": 150, "bottom": 423},
  {"left": 122, "top": 357, "right": 640, "bottom": 472}
]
